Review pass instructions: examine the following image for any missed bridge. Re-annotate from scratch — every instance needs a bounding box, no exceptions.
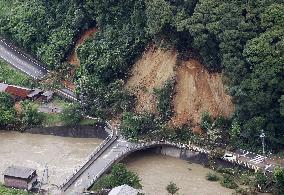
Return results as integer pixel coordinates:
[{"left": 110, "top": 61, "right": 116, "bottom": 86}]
[
  {"left": 60, "top": 124, "right": 191, "bottom": 195},
  {"left": 1, "top": 37, "right": 283, "bottom": 195}
]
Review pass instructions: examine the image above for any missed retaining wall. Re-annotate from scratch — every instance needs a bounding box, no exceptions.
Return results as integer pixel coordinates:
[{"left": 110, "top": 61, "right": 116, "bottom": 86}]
[{"left": 26, "top": 123, "right": 108, "bottom": 139}]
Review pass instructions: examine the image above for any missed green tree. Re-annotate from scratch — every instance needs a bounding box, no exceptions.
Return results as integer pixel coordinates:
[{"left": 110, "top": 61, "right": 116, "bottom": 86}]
[
  {"left": 274, "top": 168, "right": 284, "bottom": 195},
  {"left": 0, "top": 92, "right": 17, "bottom": 128},
  {"left": 92, "top": 163, "right": 142, "bottom": 191},
  {"left": 20, "top": 101, "right": 44, "bottom": 128},
  {"left": 60, "top": 103, "right": 83, "bottom": 125}
]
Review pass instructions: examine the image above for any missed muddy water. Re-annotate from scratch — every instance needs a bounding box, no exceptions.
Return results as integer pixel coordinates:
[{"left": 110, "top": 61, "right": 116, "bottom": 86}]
[
  {"left": 125, "top": 151, "right": 234, "bottom": 195},
  {"left": 0, "top": 131, "right": 102, "bottom": 186}
]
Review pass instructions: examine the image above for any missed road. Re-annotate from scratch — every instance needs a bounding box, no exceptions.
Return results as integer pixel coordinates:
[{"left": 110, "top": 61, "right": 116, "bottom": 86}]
[
  {"left": 62, "top": 136, "right": 135, "bottom": 195},
  {"left": 0, "top": 38, "right": 77, "bottom": 100},
  {"left": 0, "top": 39, "right": 47, "bottom": 79}
]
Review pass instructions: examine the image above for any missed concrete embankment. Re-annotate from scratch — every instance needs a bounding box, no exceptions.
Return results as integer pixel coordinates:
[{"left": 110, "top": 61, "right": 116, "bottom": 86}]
[{"left": 26, "top": 123, "right": 108, "bottom": 139}]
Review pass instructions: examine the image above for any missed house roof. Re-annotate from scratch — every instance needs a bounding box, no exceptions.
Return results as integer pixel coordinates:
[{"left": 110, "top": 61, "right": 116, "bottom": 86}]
[
  {"left": 108, "top": 185, "right": 138, "bottom": 195},
  {"left": 5, "top": 85, "right": 32, "bottom": 98},
  {"left": 27, "top": 88, "right": 43, "bottom": 98},
  {"left": 0, "top": 83, "right": 8, "bottom": 92},
  {"left": 3, "top": 166, "right": 36, "bottom": 179},
  {"left": 42, "top": 91, "right": 54, "bottom": 97}
]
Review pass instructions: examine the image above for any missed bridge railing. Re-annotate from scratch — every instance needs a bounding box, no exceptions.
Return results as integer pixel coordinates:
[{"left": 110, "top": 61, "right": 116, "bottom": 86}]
[{"left": 60, "top": 121, "right": 116, "bottom": 190}]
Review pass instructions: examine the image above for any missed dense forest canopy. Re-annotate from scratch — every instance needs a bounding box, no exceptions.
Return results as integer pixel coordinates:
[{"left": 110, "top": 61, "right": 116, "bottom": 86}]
[{"left": 0, "top": 0, "right": 283, "bottom": 150}]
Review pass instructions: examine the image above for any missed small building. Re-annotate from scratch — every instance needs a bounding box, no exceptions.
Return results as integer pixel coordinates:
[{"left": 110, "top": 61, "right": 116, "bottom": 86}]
[
  {"left": 41, "top": 90, "right": 54, "bottom": 102},
  {"left": 108, "top": 185, "right": 139, "bottom": 195},
  {"left": 3, "top": 166, "right": 38, "bottom": 191},
  {"left": 27, "top": 88, "right": 43, "bottom": 101}
]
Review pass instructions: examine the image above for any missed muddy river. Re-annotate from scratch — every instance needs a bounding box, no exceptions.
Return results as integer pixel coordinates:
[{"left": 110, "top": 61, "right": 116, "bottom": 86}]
[
  {"left": 0, "top": 131, "right": 102, "bottom": 186},
  {"left": 125, "top": 151, "right": 234, "bottom": 195}
]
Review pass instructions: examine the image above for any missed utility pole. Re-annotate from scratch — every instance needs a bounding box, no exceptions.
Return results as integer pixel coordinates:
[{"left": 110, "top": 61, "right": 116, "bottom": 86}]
[{"left": 260, "top": 129, "right": 266, "bottom": 162}]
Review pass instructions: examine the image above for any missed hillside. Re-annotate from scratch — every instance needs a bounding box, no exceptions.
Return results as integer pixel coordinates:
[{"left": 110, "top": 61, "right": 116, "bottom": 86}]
[{"left": 126, "top": 46, "right": 234, "bottom": 128}]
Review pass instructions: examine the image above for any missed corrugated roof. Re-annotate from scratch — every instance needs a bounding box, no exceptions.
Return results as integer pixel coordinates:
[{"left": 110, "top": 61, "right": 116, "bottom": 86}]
[
  {"left": 42, "top": 91, "right": 54, "bottom": 97},
  {"left": 27, "top": 88, "right": 43, "bottom": 98},
  {"left": 5, "top": 85, "right": 32, "bottom": 98},
  {"left": 3, "top": 166, "right": 36, "bottom": 179},
  {"left": 109, "top": 185, "right": 138, "bottom": 195}
]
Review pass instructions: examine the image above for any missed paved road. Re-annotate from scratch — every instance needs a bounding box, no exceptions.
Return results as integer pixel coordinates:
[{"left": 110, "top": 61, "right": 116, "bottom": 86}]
[
  {"left": 0, "top": 39, "right": 77, "bottom": 100},
  {"left": 0, "top": 39, "right": 47, "bottom": 79},
  {"left": 62, "top": 136, "right": 134, "bottom": 195}
]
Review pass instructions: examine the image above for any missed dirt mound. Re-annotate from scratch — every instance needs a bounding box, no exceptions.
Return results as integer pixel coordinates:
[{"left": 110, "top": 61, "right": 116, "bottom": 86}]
[
  {"left": 126, "top": 47, "right": 234, "bottom": 127},
  {"left": 126, "top": 47, "right": 177, "bottom": 113},
  {"left": 171, "top": 59, "right": 234, "bottom": 126}
]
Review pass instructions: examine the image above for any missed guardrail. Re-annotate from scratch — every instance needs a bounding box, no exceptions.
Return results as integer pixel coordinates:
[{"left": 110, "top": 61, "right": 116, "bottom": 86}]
[
  {"left": 60, "top": 121, "right": 117, "bottom": 191},
  {"left": 82, "top": 140, "right": 189, "bottom": 191}
]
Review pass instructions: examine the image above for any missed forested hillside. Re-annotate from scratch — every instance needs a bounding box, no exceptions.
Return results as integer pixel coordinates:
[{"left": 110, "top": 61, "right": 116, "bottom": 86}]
[{"left": 0, "top": 0, "right": 283, "bottom": 151}]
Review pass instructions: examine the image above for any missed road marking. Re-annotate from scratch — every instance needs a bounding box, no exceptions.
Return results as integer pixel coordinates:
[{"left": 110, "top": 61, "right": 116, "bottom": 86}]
[{"left": 249, "top": 155, "right": 264, "bottom": 164}]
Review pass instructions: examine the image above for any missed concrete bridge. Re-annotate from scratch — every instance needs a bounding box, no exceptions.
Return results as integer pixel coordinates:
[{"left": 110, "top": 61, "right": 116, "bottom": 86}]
[{"left": 60, "top": 128, "right": 191, "bottom": 195}]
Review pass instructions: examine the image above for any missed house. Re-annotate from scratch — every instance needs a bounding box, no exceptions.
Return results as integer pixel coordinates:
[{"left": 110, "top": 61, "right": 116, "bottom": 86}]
[
  {"left": 3, "top": 166, "right": 38, "bottom": 191},
  {"left": 41, "top": 90, "right": 54, "bottom": 102},
  {"left": 108, "top": 185, "right": 139, "bottom": 195},
  {"left": 27, "top": 88, "right": 43, "bottom": 101},
  {"left": 5, "top": 85, "right": 32, "bottom": 101}
]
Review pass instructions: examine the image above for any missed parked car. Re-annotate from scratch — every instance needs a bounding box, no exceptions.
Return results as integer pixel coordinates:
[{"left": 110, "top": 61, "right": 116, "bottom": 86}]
[{"left": 222, "top": 153, "right": 237, "bottom": 161}]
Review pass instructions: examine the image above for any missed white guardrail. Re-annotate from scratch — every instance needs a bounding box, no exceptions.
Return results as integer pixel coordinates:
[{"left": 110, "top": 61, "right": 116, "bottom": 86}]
[{"left": 60, "top": 121, "right": 115, "bottom": 189}]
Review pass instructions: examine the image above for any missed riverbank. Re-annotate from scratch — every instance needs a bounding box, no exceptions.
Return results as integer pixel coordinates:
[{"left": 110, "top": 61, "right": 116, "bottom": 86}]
[
  {"left": 124, "top": 150, "right": 234, "bottom": 195},
  {"left": 0, "top": 131, "right": 103, "bottom": 187}
]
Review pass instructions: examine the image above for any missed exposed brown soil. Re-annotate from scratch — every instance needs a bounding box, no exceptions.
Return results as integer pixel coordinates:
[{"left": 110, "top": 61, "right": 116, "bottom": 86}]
[
  {"left": 126, "top": 47, "right": 177, "bottom": 113},
  {"left": 126, "top": 46, "right": 234, "bottom": 130},
  {"left": 171, "top": 59, "right": 234, "bottom": 127},
  {"left": 68, "top": 27, "right": 97, "bottom": 67}
]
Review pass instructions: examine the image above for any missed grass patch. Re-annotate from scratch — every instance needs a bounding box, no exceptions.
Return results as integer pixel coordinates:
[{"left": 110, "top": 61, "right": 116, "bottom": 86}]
[
  {"left": 0, "top": 59, "right": 35, "bottom": 88},
  {"left": 42, "top": 113, "right": 62, "bottom": 127},
  {"left": 0, "top": 184, "right": 31, "bottom": 195},
  {"left": 80, "top": 118, "right": 99, "bottom": 125}
]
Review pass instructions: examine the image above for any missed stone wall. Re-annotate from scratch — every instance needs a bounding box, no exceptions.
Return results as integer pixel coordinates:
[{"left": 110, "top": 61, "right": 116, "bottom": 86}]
[{"left": 27, "top": 123, "right": 108, "bottom": 139}]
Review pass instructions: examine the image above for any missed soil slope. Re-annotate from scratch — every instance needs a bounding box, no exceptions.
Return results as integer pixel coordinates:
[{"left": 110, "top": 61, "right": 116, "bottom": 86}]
[
  {"left": 127, "top": 46, "right": 234, "bottom": 127},
  {"left": 126, "top": 47, "right": 177, "bottom": 113},
  {"left": 171, "top": 59, "right": 234, "bottom": 126},
  {"left": 68, "top": 27, "right": 97, "bottom": 67}
]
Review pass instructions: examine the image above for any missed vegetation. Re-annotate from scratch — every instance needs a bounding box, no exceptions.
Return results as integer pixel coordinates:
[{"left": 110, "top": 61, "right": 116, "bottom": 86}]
[
  {"left": 20, "top": 101, "right": 45, "bottom": 128},
  {"left": 60, "top": 103, "right": 83, "bottom": 125},
  {"left": 0, "top": 184, "right": 31, "bottom": 195},
  {"left": 206, "top": 172, "right": 220, "bottom": 181},
  {"left": 154, "top": 79, "right": 175, "bottom": 122},
  {"left": 0, "top": 92, "right": 17, "bottom": 129},
  {"left": 166, "top": 182, "right": 179, "bottom": 195},
  {"left": 91, "top": 163, "right": 142, "bottom": 191},
  {"left": 0, "top": 60, "right": 34, "bottom": 88}
]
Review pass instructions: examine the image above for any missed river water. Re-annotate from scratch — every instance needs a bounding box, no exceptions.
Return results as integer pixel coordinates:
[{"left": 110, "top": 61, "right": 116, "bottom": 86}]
[
  {"left": 125, "top": 151, "right": 234, "bottom": 195},
  {"left": 0, "top": 131, "right": 102, "bottom": 186}
]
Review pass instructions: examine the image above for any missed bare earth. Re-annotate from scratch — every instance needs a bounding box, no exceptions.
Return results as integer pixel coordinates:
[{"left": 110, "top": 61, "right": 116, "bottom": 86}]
[
  {"left": 126, "top": 47, "right": 234, "bottom": 130},
  {"left": 68, "top": 27, "right": 97, "bottom": 67},
  {"left": 126, "top": 47, "right": 177, "bottom": 113},
  {"left": 171, "top": 59, "right": 234, "bottom": 127}
]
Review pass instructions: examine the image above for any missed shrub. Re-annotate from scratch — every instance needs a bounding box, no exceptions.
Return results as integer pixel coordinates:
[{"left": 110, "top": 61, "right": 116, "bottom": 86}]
[
  {"left": 206, "top": 172, "right": 219, "bottom": 181},
  {"left": 220, "top": 174, "right": 238, "bottom": 189}
]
